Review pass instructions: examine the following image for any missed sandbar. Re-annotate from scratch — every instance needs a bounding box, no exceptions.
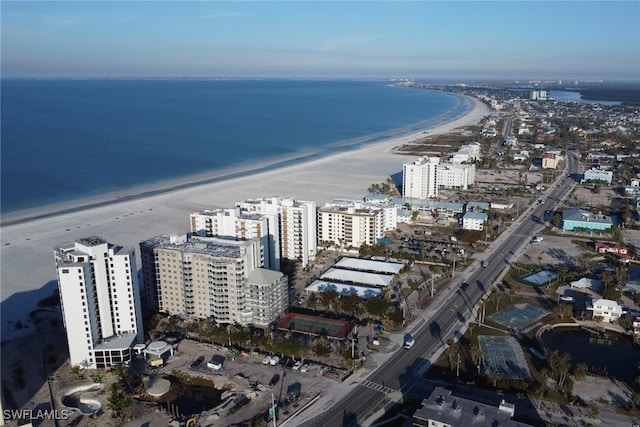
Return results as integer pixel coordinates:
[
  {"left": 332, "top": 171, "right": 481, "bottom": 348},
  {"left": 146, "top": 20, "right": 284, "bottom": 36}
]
[{"left": 0, "top": 93, "right": 490, "bottom": 340}]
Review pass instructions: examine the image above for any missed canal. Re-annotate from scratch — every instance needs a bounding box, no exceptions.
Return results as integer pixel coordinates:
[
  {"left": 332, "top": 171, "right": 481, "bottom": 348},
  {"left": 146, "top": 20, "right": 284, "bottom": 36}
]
[{"left": 540, "top": 327, "right": 640, "bottom": 380}]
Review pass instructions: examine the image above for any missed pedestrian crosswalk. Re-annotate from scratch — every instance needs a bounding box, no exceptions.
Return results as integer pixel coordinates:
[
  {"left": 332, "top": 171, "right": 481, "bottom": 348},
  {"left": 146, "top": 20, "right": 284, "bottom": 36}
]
[{"left": 359, "top": 379, "right": 397, "bottom": 395}]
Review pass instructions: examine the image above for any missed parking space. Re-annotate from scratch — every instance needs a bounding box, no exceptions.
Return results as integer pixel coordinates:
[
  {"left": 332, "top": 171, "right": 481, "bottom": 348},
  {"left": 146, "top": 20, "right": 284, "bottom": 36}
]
[{"left": 154, "top": 338, "right": 336, "bottom": 425}]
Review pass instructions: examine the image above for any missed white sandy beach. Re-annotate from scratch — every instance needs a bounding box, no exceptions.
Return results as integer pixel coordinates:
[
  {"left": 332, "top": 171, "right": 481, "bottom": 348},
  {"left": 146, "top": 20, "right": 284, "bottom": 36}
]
[{"left": 0, "top": 94, "right": 490, "bottom": 340}]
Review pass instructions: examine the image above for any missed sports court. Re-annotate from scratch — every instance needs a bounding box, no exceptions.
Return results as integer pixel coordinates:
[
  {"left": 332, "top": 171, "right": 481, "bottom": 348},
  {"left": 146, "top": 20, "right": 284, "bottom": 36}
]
[
  {"left": 478, "top": 335, "right": 531, "bottom": 380},
  {"left": 276, "top": 313, "right": 354, "bottom": 340},
  {"left": 487, "top": 303, "right": 551, "bottom": 330},
  {"left": 520, "top": 269, "right": 557, "bottom": 287}
]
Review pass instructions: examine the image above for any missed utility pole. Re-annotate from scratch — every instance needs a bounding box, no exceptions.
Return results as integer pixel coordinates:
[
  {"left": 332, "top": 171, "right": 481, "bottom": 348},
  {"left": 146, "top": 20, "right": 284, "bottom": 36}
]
[
  {"left": 451, "top": 253, "right": 456, "bottom": 279},
  {"left": 271, "top": 393, "right": 277, "bottom": 427}
]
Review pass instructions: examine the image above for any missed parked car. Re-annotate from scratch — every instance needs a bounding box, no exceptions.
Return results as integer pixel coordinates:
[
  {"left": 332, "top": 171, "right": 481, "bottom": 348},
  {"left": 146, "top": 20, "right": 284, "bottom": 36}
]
[
  {"left": 293, "top": 360, "right": 302, "bottom": 370},
  {"left": 300, "top": 363, "right": 310, "bottom": 373},
  {"left": 262, "top": 355, "right": 272, "bottom": 365},
  {"left": 269, "top": 355, "right": 280, "bottom": 366},
  {"left": 269, "top": 374, "right": 280, "bottom": 386},
  {"left": 191, "top": 355, "right": 205, "bottom": 368}
]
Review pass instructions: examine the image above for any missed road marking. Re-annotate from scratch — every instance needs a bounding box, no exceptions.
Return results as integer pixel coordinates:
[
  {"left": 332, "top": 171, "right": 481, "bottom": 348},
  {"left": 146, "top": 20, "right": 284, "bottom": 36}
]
[{"left": 359, "top": 379, "right": 397, "bottom": 395}]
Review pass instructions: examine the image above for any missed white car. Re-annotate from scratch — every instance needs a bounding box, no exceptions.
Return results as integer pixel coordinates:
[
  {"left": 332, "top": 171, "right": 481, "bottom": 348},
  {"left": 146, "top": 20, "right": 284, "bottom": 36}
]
[
  {"left": 293, "top": 360, "right": 302, "bottom": 370},
  {"left": 262, "top": 355, "right": 272, "bottom": 365},
  {"left": 300, "top": 363, "right": 310, "bottom": 373},
  {"left": 269, "top": 355, "right": 280, "bottom": 366}
]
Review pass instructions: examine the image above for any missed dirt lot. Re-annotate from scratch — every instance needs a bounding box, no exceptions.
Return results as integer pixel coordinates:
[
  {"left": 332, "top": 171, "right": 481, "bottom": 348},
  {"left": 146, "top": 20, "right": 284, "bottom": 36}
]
[
  {"left": 154, "top": 338, "right": 335, "bottom": 426},
  {"left": 516, "top": 235, "right": 592, "bottom": 268}
]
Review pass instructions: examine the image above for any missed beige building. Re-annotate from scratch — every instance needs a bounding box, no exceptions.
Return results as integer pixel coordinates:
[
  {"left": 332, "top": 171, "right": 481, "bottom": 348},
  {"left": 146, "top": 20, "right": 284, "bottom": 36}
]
[
  {"left": 317, "top": 199, "right": 396, "bottom": 248},
  {"left": 542, "top": 152, "right": 560, "bottom": 169},
  {"left": 140, "top": 235, "right": 287, "bottom": 327},
  {"left": 190, "top": 207, "right": 275, "bottom": 269}
]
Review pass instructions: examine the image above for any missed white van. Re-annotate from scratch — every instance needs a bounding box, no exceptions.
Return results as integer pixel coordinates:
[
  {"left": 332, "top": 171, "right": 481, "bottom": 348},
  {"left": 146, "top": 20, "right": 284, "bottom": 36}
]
[{"left": 403, "top": 334, "right": 415, "bottom": 349}]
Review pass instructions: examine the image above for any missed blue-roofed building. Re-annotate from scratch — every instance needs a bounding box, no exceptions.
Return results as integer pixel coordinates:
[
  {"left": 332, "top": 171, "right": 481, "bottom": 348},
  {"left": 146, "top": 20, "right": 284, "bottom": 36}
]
[
  {"left": 561, "top": 208, "right": 613, "bottom": 232},
  {"left": 390, "top": 198, "right": 464, "bottom": 218},
  {"left": 466, "top": 201, "right": 490, "bottom": 212},
  {"left": 462, "top": 212, "right": 488, "bottom": 231}
]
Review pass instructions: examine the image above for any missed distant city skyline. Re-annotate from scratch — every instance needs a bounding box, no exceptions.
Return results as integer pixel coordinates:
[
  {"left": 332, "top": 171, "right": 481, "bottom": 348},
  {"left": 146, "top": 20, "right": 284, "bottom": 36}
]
[{"left": 2, "top": 1, "right": 639, "bottom": 81}]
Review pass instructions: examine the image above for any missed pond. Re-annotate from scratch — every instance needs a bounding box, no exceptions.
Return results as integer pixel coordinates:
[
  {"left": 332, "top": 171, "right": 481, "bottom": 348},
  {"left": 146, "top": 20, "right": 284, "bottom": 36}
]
[
  {"left": 539, "top": 327, "right": 640, "bottom": 380},
  {"left": 170, "top": 384, "right": 222, "bottom": 417}
]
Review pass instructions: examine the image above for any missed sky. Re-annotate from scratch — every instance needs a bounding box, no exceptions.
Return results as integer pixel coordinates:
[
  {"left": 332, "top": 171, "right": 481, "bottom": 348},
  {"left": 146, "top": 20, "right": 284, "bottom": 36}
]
[{"left": 2, "top": 1, "right": 639, "bottom": 81}]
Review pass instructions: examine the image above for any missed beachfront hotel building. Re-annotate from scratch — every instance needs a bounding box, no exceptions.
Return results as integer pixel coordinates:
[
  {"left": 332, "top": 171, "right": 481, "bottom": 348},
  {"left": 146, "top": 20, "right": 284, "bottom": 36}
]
[
  {"left": 317, "top": 199, "right": 397, "bottom": 248},
  {"left": 139, "top": 235, "right": 287, "bottom": 327},
  {"left": 190, "top": 207, "right": 276, "bottom": 270},
  {"left": 402, "top": 156, "right": 439, "bottom": 199},
  {"left": 236, "top": 197, "right": 317, "bottom": 267},
  {"left": 55, "top": 237, "right": 143, "bottom": 369}
]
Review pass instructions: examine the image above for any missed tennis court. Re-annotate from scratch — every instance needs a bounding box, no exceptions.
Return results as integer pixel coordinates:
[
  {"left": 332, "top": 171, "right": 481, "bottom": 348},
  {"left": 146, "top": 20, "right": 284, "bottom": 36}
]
[
  {"left": 478, "top": 335, "right": 531, "bottom": 380},
  {"left": 487, "top": 303, "right": 551, "bottom": 330},
  {"left": 276, "top": 313, "right": 354, "bottom": 340}
]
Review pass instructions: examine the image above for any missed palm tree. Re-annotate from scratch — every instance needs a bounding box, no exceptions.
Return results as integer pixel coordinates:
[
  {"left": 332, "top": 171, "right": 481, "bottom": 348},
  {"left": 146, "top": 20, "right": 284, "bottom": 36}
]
[
  {"left": 446, "top": 338, "right": 458, "bottom": 371},
  {"left": 470, "top": 344, "right": 483, "bottom": 375}
]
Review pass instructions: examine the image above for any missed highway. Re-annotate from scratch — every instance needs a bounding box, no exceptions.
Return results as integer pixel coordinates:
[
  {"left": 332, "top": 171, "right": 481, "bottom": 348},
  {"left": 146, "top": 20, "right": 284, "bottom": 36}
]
[{"left": 300, "top": 152, "right": 583, "bottom": 427}]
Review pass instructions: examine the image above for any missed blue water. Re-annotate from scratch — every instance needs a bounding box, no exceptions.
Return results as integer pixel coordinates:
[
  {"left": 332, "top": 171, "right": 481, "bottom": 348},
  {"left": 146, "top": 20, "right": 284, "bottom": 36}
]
[
  {"left": 1, "top": 79, "right": 467, "bottom": 214},
  {"left": 548, "top": 90, "right": 622, "bottom": 106}
]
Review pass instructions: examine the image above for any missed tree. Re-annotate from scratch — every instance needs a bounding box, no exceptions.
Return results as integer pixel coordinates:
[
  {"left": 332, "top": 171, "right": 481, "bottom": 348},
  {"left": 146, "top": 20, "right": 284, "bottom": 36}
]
[
  {"left": 318, "top": 290, "right": 339, "bottom": 312},
  {"left": 470, "top": 344, "right": 483, "bottom": 375},
  {"left": 364, "top": 297, "right": 388, "bottom": 320},
  {"left": 446, "top": 338, "right": 458, "bottom": 371},
  {"left": 312, "top": 338, "right": 332, "bottom": 358},
  {"left": 339, "top": 293, "right": 363, "bottom": 317},
  {"left": 573, "top": 363, "right": 588, "bottom": 380},
  {"left": 555, "top": 304, "right": 573, "bottom": 320},
  {"left": 70, "top": 365, "right": 83, "bottom": 378},
  {"left": 614, "top": 265, "right": 629, "bottom": 287}
]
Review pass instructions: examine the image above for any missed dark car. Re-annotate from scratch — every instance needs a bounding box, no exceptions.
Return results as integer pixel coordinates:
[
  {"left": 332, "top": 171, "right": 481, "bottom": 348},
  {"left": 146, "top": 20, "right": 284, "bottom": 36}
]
[
  {"left": 460, "top": 282, "right": 469, "bottom": 290},
  {"left": 191, "top": 355, "right": 205, "bottom": 368},
  {"left": 269, "top": 374, "right": 280, "bottom": 387}
]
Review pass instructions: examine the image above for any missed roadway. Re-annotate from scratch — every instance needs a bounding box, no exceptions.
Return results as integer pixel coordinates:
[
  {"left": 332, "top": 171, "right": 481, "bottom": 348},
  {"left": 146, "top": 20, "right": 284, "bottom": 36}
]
[{"left": 299, "top": 152, "right": 583, "bottom": 427}]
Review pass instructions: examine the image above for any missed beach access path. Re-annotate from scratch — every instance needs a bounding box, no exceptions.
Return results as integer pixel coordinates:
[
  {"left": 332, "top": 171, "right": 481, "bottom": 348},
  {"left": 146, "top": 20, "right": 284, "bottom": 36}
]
[{"left": 0, "top": 95, "right": 490, "bottom": 341}]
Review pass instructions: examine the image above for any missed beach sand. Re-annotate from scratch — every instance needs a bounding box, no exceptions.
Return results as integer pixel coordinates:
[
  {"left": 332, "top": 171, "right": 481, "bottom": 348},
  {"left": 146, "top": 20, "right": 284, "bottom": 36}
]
[{"left": 0, "top": 94, "right": 490, "bottom": 340}]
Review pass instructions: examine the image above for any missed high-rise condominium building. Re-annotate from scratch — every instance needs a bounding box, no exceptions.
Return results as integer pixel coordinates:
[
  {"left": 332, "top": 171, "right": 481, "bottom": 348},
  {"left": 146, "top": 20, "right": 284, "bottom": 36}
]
[
  {"left": 236, "top": 197, "right": 317, "bottom": 267},
  {"left": 402, "top": 156, "right": 440, "bottom": 200},
  {"left": 140, "top": 235, "right": 287, "bottom": 327},
  {"left": 317, "top": 199, "right": 397, "bottom": 248},
  {"left": 55, "top": 237, "right": 143, "bottom": 369},
  {"left": 437, "top": 163, "right": 476, "bottom": 190},
  {"left": 190, "top": 207, "right": 276, "bottom": 270}
]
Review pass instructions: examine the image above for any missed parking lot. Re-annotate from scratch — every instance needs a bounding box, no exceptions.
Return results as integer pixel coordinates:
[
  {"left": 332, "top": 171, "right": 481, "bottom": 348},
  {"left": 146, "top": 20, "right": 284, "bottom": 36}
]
[{"left": 153, "top": 338, "right": 340, "bottom": 425}]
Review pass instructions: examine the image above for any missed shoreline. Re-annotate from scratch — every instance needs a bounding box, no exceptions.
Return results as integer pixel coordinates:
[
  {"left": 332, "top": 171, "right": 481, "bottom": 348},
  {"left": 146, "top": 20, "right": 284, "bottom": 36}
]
[
  {"left": 0, "top": 89, "right": 472, "bottom": 227},
  {"left": 0, "top": 93, "right": 490, "bottom": 341}
]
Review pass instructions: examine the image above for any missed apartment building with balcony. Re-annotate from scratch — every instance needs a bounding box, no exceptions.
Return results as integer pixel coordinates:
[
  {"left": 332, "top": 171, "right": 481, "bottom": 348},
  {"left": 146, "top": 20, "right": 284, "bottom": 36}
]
[
  {"left": 139, "top": 235, "right": 287, "bottom": 327},
  {"left": 437, "top": 162, "right": 476, "bottom": 190},
  {"left": 55, "top": 236, "right": 143, "bottom": 369},
  {"left": 403, "top": 156, "right": 439, "bottom": 200},
  {"left": 190, "top": 207, "right": 276, "bottom": 270},
  {"left": 236, "top": 197, "right": 317, "bottom": 267},
  {"left": 317, "top": 199, "right": 397, "bottom": 248}
]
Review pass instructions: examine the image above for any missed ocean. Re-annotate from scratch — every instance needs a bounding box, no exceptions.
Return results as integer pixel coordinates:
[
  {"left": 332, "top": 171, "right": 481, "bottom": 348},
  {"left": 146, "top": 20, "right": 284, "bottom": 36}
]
[{"left": 1, "top": 79, "right": 467, "bottom": 214}]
